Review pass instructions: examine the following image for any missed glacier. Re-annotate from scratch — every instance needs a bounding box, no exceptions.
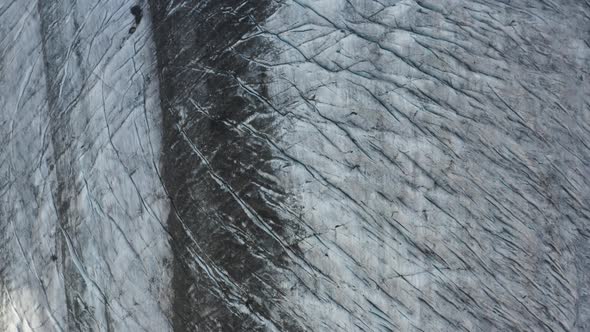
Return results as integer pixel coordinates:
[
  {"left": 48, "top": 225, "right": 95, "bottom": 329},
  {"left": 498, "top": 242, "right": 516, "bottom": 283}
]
[{"left": 1, "top": 0, "right": 590, "bottom": 331}]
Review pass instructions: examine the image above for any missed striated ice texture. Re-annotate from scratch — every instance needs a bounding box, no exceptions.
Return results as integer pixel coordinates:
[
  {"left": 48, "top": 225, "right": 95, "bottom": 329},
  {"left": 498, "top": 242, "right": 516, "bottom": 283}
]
[
  {"left": 1, "top": 1, "right": 171, "bottom": 330},
  {"left": 1, "top": 0, "right": 590, "bottom": 331}
]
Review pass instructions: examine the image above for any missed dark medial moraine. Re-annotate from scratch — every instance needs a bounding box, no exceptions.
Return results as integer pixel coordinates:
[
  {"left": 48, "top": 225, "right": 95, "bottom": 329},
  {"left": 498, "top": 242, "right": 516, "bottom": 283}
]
[{"left": 147, "top": 0, "right": 306, "bottom": 331}]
